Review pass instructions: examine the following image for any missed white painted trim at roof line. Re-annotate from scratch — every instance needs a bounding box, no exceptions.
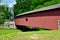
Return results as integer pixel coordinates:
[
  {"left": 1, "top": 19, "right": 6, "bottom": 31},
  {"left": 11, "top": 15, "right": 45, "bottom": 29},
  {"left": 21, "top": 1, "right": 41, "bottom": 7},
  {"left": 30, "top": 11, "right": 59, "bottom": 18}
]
[{"left": 16, "top": 4, "right": 60, "bottom": 17}]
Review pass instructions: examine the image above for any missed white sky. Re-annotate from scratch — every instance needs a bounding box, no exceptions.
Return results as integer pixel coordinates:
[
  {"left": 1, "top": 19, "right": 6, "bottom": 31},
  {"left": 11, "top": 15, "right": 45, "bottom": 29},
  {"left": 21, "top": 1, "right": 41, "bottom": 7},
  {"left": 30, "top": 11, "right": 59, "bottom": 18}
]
[{"left": 0, "top": 0, "right": 16, "bottom": 7}]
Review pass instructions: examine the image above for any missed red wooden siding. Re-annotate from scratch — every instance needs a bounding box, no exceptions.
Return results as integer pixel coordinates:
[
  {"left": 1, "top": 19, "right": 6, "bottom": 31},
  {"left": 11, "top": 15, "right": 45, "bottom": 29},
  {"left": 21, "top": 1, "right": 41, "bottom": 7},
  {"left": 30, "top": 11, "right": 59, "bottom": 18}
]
[{"left": 15, "top": 9, "right": 60, "bottom": 30}]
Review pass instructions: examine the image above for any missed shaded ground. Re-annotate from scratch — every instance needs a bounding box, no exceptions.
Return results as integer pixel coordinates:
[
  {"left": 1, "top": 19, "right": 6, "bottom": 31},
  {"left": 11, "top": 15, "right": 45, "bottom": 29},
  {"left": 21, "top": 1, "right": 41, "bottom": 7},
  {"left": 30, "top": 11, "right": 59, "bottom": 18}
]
[
  {"left": 0, "top": 30, "right": 60, "bottom": 40},
  {"left": 16, "top": 25, "right": 50, "bottom": 32}
]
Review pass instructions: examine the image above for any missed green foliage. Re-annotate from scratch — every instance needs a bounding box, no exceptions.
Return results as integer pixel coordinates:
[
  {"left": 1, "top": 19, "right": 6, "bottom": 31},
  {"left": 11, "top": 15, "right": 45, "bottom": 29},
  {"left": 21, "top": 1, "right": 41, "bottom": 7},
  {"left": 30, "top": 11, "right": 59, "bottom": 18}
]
[
  {"left": 32, "top": 0, "right": 44, "bottom": 5},
  {"left": 43, "top": 1, "right": 54, "bottom": 6},
  {"left": 0, "top": 5, "right": 13, "bottom": 23},
  {"left": 52, "top": 0, "right": 60, "bottom": 4},
  {"left": 43, "top": 0, "right": 60, "bottom": 7},
  {"left": 14, "top": 0, "right": 60, "bottom": 16},
  {"left": 0, "top": 6, "right": 5, "bottom": 23},
  {"left": 35, "top": 5, "right": 43, "bottom": 9},
  {"left": 0, "top": 5, "right": 5, "bottom": 10},
  {"left": 0, "top": 14, "right": 5, "bottom": 23},
  {"left": 14, "top": 0, "right": 31, "bottom": 15},
  {"left": 3, "top": 10, "right": 13, "bottom": 19},
  {"left": 29, "top": 5, "right": 36, "bottom": 10}
]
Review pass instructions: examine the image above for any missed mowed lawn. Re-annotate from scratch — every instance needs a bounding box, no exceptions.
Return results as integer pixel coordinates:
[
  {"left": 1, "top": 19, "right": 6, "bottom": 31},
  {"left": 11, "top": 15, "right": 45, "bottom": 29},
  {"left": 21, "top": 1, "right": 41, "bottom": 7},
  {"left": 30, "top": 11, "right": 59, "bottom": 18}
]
[{"left": 0, "top": 30, "right": 60, "bottom": 40}]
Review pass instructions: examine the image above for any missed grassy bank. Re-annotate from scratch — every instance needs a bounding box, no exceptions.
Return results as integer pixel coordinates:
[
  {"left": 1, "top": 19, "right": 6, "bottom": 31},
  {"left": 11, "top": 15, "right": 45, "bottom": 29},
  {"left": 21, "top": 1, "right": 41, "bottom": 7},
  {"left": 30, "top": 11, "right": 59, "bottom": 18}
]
[
  {"left": 0, "top": 30, "right": 60, "bottom": 40},
  {"left": 0, "top": 30, "right": 20, "bottom": 35},
  {"left": 0, "top": 24, "right": 7, "bottom": 28}
]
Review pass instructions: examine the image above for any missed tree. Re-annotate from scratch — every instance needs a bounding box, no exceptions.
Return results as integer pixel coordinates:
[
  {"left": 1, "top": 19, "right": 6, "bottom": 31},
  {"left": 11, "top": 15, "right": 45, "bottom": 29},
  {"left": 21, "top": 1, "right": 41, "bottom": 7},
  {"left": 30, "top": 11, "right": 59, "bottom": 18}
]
[
  {"left": 0, "top": 9, "right": 13, "bottom": 29},
  {"left": 0, "top": 5, "right": 5, "bottom": 24},
  {"left": 14, "top": 0, "right": 60, "bottom": 16},
  {"left": 0, "top": 12, "right": 5, "bottom": 24},
  {"left": 14, "top": 0, "right": 31, "bottom": 15},
  {"left": 0, "top": 5, "right": 13, "bottom": 26},
  {"left": 0, "top": 10, "right": 12, "bottom": 22},
  {"left": 0, "top": 5, "right": 13, "bottom": 20}
]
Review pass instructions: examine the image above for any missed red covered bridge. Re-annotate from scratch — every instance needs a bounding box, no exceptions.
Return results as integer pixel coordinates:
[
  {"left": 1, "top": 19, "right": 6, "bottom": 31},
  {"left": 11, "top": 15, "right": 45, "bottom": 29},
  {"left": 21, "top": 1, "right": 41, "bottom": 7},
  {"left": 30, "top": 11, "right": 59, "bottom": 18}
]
[{"left": 15, "top": 4, "right": 60, "bottom": 30}]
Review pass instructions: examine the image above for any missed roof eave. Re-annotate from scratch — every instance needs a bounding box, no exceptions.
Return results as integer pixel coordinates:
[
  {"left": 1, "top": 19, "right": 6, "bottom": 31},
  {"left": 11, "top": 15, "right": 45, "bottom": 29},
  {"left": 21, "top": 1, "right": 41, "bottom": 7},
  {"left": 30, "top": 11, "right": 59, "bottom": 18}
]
[{"left": 16, "top": 4, "right": 60, "bottom": 17}]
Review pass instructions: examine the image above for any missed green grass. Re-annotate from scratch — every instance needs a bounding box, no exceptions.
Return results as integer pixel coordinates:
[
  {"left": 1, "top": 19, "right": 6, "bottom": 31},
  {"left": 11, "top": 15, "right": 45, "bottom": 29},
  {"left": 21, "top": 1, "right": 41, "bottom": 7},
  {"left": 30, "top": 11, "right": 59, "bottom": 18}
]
[
  {"left": 0, "top": 30, "right": 60, "bottom": 40},
  {"left": 0, "top": 30, "right": 20, "bottom": 35},
  {"left": 0, "top": 24, "right": 8, "bottom": 28}
]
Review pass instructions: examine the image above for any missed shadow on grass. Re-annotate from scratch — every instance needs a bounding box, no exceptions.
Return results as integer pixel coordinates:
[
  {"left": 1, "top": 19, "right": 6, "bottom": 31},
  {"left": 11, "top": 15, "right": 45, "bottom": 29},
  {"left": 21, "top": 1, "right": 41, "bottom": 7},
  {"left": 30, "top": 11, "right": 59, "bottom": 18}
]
[{"left": 16, "top": 25, "right": 50, "bottom": 32}]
